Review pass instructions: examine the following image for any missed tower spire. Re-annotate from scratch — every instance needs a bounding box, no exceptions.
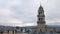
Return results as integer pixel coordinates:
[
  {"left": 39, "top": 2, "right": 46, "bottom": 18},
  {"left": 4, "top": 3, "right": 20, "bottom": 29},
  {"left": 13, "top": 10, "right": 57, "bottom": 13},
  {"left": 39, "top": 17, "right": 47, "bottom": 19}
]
[
  {"left": 37, "top": 2, "right": 46, "bottom": 33},
  {"left": 40, "top": 1, "right": 42, "bottom": 7},
  {"left": 37, "top": 3, "right": 45, "bottom": 24},
  {"left": 39, "top": 2, "right": 43, "bottom": 11}
]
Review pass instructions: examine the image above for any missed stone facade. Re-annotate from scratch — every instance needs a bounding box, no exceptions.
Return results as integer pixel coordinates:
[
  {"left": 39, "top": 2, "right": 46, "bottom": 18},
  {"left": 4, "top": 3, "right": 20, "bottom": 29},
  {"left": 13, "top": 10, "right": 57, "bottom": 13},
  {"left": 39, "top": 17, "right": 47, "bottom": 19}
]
[
  {"left": 32, "top": 5, "right": 56, "bottom": 34},
  {"left": 37, "top": 5, "right": 46, "bottom": 33}
]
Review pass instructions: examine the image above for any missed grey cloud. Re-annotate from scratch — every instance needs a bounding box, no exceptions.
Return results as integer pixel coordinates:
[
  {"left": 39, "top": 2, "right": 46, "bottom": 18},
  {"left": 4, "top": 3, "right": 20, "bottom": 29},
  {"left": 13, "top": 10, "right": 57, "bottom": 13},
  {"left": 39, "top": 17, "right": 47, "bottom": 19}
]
[
  {"left": 0, "top": 0, "right": 60, "bottom": 26},
  {"left": 43, "top": 0, "right": 60, "bottom": 25}
]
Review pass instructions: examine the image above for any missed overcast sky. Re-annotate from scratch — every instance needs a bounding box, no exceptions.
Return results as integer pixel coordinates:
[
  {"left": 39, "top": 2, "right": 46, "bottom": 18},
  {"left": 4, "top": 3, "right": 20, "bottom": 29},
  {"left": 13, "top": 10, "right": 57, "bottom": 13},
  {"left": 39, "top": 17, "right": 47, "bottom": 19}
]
[{"left": 0, "top": 0, "right": 60, "bottom": 26}]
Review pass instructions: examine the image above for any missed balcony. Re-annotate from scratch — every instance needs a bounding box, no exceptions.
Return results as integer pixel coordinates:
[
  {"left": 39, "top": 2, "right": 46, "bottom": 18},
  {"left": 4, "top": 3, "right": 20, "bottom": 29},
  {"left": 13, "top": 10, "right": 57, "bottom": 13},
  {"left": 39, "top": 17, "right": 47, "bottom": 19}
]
[
  {"left": 37, "top": 21, "right": 45, "bottom": 24},
  {"left": 37, "top": 15, "right": 45, "bottom": 17}
]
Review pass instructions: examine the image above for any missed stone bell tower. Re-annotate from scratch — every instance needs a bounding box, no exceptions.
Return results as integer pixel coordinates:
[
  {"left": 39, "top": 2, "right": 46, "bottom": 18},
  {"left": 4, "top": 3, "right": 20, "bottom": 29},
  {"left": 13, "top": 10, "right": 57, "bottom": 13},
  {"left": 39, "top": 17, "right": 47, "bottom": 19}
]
[{"left": 37, "top": 5, "right": 46, "bottom": 32}]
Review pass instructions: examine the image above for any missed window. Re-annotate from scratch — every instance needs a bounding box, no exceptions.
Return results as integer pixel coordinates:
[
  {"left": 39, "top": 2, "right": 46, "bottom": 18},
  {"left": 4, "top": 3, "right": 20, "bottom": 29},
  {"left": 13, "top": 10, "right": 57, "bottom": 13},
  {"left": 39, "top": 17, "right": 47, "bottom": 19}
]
[
  {"left": 38, "top": 11, "right": 42, "bottom": 14},
  {"left": 40, "top": 29, "right": 42, "bottom": 32},
  {"left": 38, "top": 18, "right": 43, "bottom": 21},
  {"left": 41, "top": 18, "right": 43, "bottom": 21},
  {"left": 38, "top": 18, "right": 40, "bottom": 20}
]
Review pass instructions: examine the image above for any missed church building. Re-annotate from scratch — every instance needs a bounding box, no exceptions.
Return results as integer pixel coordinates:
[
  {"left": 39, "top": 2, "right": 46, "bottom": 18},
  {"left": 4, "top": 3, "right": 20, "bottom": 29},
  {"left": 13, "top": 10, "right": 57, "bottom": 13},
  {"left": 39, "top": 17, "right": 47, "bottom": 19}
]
[{"left": 32, "top": 5, "right": 56, "bottom": 34}]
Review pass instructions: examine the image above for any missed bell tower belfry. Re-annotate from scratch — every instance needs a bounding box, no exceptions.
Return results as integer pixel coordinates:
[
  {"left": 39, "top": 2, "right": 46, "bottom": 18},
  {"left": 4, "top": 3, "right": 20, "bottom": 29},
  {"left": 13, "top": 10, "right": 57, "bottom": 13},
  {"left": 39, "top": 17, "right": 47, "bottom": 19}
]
[
  {"left": 37, "top": 5, "right": 45, "bottom": 24},
  {"left": 37, "top": 5, "right": 46, "bottom": 32}
]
